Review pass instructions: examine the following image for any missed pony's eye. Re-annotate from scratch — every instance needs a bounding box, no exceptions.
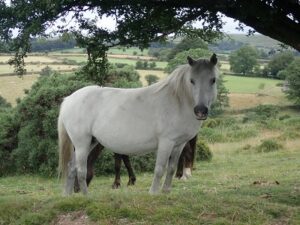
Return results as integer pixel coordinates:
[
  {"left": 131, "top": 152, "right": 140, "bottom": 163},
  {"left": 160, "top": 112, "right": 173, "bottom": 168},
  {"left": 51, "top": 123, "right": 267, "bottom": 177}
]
[
  {"left": 190, "top": 79, "right": 195, "bottom": 85},
  {"left": 211, "top": 78, "right": 216, "bottom": 85}
]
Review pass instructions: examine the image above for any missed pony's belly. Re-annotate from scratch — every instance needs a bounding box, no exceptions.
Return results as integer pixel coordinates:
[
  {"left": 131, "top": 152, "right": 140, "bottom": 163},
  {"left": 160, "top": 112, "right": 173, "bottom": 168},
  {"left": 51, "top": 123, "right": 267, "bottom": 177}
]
[{"left": 96, "top": 134, "right": 158, "bottom": 155}]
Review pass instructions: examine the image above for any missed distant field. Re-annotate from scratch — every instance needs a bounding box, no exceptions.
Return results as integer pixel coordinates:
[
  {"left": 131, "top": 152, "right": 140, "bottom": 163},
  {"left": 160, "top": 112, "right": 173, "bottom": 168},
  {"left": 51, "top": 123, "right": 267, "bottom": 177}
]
[
  {"left": 0, "top": 75, "right": 38, "bottom": 105},
  {"left": 108, "top": 47, "right": 148, "bottom": 56},
  {"left": 220, "top": 61, "right": 230, "bottom": 72},
  {"left": 223, "top": 75, "right": 282, "bottom": 95},
  {"left": 0, "top": 55, "right": 62, "bottom": 64},
  {"left": 0, "top": 64, "right": 78, "bottom": 75},
  {"left": 108, "top": 58, "right": 167, "bottom": 69},
  {"left": 137, "top": 70, "right": 167, "bottom": 86},
  {"left": 223, "top": 75, "right": 287, "bottom": 110},
  {"left": 54, "top": 55, "right": 87, "bottom": 63}
]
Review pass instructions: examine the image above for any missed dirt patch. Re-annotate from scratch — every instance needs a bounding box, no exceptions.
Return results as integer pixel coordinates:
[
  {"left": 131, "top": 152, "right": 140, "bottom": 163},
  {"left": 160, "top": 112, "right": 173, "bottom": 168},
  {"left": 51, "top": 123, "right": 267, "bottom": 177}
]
[
  {"left": 228, "top": 93, "right": 285, "bottom": 110},
  {"left": 52, "top": 211, "right": 96, "bottom": 225}
]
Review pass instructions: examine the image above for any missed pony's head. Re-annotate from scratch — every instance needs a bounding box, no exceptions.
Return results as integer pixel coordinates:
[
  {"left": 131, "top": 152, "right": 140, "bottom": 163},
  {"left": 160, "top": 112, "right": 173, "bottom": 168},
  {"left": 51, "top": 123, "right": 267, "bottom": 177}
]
[{"left": 187, "top": 54, "right": 218, "bottom": 120}]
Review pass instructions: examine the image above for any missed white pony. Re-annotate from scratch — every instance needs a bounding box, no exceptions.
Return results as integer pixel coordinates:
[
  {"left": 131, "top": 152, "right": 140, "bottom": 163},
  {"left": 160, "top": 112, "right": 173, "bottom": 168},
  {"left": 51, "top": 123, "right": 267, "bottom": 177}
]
[{"left": 58, "top": 54, "right": 218, "bottom": 195}]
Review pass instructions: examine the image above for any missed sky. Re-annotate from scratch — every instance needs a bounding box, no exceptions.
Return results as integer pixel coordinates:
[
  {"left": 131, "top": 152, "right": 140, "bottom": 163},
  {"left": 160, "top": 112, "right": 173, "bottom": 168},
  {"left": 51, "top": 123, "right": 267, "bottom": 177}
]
[
  {"left": 80, "top": 13, "right": 252, "bottom": 34},
  {"left": 5, "top": 0, "right": 253, "bottom": 37}
]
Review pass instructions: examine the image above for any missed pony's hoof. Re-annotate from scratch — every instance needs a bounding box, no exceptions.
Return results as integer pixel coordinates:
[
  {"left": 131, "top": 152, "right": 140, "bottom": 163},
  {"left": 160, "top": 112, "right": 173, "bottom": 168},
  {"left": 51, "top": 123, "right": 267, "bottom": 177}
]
[
  {"left": 112, "top": 182, "right": 121, "bottom": 189},
  {"left": 180, "top": 175, "right": 188, "bottom": 181},
  {"left": 149, "top": 189, "right": 159, "bottom": 195},
  {"left": 127, "top": 177, "right": 136, "bottom": 186},
  {"left": 162, "top": 188, "right": 171, "bottom": 193}
]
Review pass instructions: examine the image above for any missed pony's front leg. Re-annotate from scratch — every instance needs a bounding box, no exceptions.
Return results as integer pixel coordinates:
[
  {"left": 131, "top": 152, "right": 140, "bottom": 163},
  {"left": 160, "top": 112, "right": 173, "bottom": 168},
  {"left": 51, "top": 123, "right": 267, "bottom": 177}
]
[
  {"left": 162, "top": 143, "right": 186, "bottom": 193},
  {"left": 149, "top": 140, "right": 175, "bottom": 194}
]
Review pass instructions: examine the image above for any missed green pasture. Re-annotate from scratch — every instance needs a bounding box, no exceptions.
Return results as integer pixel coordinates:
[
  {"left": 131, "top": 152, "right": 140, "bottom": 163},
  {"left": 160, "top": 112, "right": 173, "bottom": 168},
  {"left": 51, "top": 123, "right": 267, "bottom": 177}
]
[
  {"left": 223, "top": 75, "right": 282, "bottom": 95},
  {"left": 0, "top": 49, "right": 299, "bottom": 224},
  {"left": 0, "top": 138, "right": 299, "bottom": 224}
]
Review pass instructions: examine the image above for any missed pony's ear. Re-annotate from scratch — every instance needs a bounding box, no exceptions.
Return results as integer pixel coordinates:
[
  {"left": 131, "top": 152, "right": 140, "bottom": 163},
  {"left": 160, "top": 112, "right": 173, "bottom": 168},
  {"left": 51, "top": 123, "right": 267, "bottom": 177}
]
[
  {"left": 210, "top": 53, "right": 217, "bottom": 65},
  {"left": 187, "top": 56, "right": 195, "bottom": 66}
]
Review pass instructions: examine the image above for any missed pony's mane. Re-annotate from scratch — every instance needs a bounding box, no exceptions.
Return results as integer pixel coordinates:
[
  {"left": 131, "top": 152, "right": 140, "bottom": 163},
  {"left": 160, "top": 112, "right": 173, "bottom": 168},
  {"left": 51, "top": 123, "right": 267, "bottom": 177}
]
[{"left": 153, "top": 64, "right": 192, "bottom": 103}]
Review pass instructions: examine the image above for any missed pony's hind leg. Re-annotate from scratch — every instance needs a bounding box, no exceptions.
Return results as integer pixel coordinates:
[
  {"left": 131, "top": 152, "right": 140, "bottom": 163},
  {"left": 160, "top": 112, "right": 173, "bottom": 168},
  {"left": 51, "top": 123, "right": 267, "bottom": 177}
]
[
  {"left": 112, "top": 154, "right": 122, "bottom": 189},
  {"left": 122, "top": 155, "right": 136, "bottom": 186},
  {"left": 74, "top": 140, "right": 91, "bottom": 195},
  {"left": 65, "top": 150, "right": 77, "bottom": 195}
]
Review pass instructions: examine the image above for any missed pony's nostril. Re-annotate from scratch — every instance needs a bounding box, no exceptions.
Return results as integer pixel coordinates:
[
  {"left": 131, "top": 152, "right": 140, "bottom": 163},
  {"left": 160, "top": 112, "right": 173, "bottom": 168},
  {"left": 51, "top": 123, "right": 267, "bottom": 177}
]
[{"left": 194, "top": 105, "right": 208, "bottom": 116}]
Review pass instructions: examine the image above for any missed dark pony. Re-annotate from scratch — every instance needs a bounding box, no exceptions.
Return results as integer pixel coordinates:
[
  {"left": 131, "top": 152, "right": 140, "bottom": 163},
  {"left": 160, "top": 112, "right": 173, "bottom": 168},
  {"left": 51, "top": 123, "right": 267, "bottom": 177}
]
[{"left": 74, "top": 135, "right": 197, "bottom": 192}]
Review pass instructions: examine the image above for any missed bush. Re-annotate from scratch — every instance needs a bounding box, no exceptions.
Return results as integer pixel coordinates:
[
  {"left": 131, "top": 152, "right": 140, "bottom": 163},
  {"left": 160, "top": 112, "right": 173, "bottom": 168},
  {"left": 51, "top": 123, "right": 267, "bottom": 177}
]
[
  {"left": 114, "top": 63, "right": 127, "bottom": 68},
  {"left": 108, "top": 65, "right": 142, "bottom": 88},
  {"left": 0, "top": 109, "right": 19, "bottom": 176},
  {"left": 202, "top": 119, "right": 220, "bottom": 128},
  {"left": 256, "top": 139, "right": 283, "bottom": 153},
  {"left": 135, "top": 60, "right": 145, "bottom": 69},
  {"left": 40, "top": 66, "right": 54, "bottom": 76},
  {"left": 9, "top": 74, "right": 92, "bottom": 176},
  {"left": 196, "top": 140, "right": 212, "bottom": 161},
  {"left": 145, "top": 74, "right": 159, "bottom": 85},
  {"left": 243, "top": 104, "right": 279, "bottom": 123},
  {"left": 0, "top": 95, "right": 11, "bottom": 109},
  {"left": 0, "top": 66, "right": 145, "bottom": 177},
  {"left": 279, "top": 114, "right": 291, "bottom": 121},
  {"left": 149, "top": 61, "right": 156, "bottom": 69}
]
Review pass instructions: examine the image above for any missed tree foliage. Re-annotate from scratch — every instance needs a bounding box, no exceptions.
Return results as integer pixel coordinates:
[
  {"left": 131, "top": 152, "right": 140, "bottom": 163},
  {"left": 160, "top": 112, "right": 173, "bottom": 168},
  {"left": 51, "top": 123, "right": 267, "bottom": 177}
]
[
  {"left": 229, "top": 46, "right": 259, "bottom": 75},
  {"left": 166, "top": 48, "right": 211, "bottom": 73},
  {"left": 266, "top": 51, "right": 295, "bottom": 79},
  {"left": 284, "top": 58, "right": 300, "bottom": 104},
  {"left": 167, "top": 37, "right": 208, "bottom": 60},
  {"left": 1, "top": 0, "right": 299, "bottom": 75}
]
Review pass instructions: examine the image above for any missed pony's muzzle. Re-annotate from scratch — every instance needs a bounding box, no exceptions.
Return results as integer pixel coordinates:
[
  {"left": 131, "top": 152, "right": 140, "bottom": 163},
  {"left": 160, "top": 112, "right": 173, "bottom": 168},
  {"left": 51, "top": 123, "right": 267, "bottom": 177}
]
[{"left": 194, "top": 105, "right": 208, "bottom": 120}]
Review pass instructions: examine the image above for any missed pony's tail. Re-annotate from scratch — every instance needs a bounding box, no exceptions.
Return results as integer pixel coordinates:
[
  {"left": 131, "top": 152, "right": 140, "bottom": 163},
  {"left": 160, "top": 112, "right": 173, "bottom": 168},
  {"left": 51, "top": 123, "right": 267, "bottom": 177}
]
[{"left": 58, "top": 113, "right": 73, "bottom": 179}]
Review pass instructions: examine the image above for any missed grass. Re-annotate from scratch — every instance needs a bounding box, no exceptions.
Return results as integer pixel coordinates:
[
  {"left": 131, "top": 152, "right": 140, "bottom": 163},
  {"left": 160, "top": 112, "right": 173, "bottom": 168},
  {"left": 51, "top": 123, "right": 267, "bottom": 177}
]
[
  {"left": 108, "top": 47, "right": 149, "bottom": 56},
  {"left": 0, "top": 49, "right": 300, "bottom": 224},
  {"left": 0, "top": 142, "right": 299, "bottom": 224},
  {"left": 223, "top": 75, "right": 282, "bottom": 94}
]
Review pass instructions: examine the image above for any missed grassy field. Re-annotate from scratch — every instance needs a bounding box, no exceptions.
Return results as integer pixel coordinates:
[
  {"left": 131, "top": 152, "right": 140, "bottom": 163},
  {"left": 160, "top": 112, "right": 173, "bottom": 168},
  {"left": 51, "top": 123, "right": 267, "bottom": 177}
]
[
  {"left": 0, "top": 75, "right": 38, "bottom": 105},
  {"left": 223, "top": 75, "right": 282, "bottom": 95},
  {"left": 0, "top": 64, "right": 78, "bottom": 75},
  {"left": 0, "top": 114, "right": 299, "bottom": 224},
  {"left": 1, "top": 49, "right": 300, "bottom": 224},
  {"left": 108, "top": 47, "right": 148, "bottom": 56}
]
